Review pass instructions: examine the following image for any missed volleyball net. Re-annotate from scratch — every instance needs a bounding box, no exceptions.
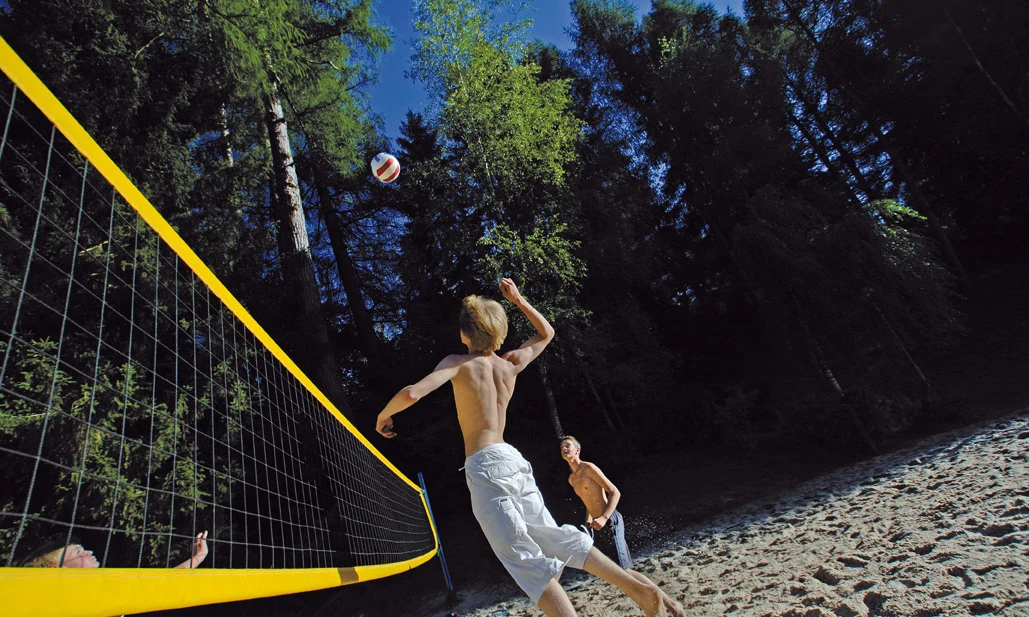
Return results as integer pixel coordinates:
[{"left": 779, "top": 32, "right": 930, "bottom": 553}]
[{"left": 0, "top": 36, "right": 436, "bottom": 617}]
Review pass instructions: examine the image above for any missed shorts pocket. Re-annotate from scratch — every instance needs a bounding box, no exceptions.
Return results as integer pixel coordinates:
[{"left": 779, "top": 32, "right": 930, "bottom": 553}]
[
  {"left": 481, "top": 458, "right": 524, "bottom": 482},
  {"left": 491, "top": 496, "right": 527, "bottom": 541}
]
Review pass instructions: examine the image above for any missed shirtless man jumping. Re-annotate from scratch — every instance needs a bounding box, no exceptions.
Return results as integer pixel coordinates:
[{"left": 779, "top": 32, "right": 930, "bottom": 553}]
[{"left": 375, "top": 278, "right": 684, "bottom": 617}]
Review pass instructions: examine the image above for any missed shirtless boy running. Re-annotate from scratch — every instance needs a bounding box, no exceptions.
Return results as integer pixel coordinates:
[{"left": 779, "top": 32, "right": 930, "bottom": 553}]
[
  {"left": 561, "top": 436, "right": 633, "bottom": 570},
  {"left": 375, "top": 278, "right": 683, "bottom": 617}
]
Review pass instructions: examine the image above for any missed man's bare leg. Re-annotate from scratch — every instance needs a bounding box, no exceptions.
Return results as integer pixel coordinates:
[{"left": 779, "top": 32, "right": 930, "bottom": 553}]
[
  {"left": 581, "top": 548, "right": 685, "bottom": 617},
  {"left": 625, "top": 569, "right": 686, "bottom": 614},
  {"left": 538, "top": 578, "right": 577, "bottom": 617}
]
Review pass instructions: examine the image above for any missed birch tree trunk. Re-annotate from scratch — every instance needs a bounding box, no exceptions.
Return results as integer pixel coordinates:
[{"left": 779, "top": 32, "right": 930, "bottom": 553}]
[
  {"left": 265, "top": 84, "right": 351, "bottom": 415},
  {"left": 219, "top": 105, "right": 233, "bottom": 167},
  {"left": 263, "top": 84, "right": 355, "bottom": 566}
]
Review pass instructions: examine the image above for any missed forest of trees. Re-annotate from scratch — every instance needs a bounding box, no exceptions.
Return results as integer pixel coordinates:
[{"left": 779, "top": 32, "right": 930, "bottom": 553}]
[{"left": 1, "top": 0, "right": 1027, "bottom": 581}]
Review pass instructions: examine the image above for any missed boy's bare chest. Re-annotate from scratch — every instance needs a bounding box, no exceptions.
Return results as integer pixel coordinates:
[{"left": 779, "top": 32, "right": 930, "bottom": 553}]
[{"left": 568, "top": 470, "right": 597, "bottom": 495}]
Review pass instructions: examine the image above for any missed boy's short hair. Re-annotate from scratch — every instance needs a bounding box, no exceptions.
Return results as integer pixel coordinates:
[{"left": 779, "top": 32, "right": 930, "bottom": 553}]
[
  {"left": 460, "top": 295, "right": 508, "bottom": 352},
  {"left": 19, "top": 535, "right": 80, "bottom": 567},
  {"left": 26, "top": 547, "right": 66, "bottom": 567},
  {"left": 561, "top": 435, "right": 581, "bottom": 449}
]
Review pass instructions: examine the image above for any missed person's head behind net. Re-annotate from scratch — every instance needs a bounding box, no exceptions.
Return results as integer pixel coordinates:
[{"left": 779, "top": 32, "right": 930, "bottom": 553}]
[
  {"left": 20, "top": 536, "right": 99, "bottom": 568},
  {"left": 460, "top": 295, "right": 507, "bottom": 352}
]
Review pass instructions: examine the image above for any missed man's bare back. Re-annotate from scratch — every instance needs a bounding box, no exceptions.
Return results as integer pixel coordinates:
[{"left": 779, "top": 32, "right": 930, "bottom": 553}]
[
  {"left": 449, "top": 352, "right": 516, "bottom": 456},
  {"left": 374, "top": 278, "right": 555, "bottom": 457}
]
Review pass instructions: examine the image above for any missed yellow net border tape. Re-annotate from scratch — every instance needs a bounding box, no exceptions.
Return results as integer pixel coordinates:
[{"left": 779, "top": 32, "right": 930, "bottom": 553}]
[
  {"left": 0, "top": 35, "right": 439, "bottom": 615},
  {"left": 2, "top": 557, "right": 436, "bottom": 617}
]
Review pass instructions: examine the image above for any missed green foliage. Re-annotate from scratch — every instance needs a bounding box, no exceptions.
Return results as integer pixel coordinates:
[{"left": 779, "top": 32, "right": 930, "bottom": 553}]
[
  {"left": 478, "top": 222, "right": 588, "bottom": 333},
  {"left": 0, "top": 330, "right": 253, "bottom": 564},
  {"left": 413, "top": 0, "right": 582, "bottom": 198},
  {"left": 411, "top": 0, "right": 533, "bottom": 97},
  {"left": 443, "top": 45, "right": 581, "bottom": 190},
  {"left": 867, "top": 199, "right": 925, "bottom": 227},
  {"left": 0, "top": 339, "right": 71, "bottom": 434},
  {"left": 392, "top": 0, "right": 589, "bottom": 369}
]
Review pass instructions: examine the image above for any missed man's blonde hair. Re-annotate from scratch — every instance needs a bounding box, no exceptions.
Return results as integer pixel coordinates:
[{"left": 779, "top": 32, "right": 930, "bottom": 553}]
[
  {"left": 26, "top": 547, "right": 66, "bottom": 567},
  {"left": 561, "top": 435, "right": 581, "bottom": 450},
  {"left": 460, "top": 295, "right": 507, "bottom": 352}
]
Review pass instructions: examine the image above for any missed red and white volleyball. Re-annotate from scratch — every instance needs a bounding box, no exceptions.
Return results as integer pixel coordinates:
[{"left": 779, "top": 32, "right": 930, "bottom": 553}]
[{"left": 370, "top": 152, "right": 400, "bottom": 183}]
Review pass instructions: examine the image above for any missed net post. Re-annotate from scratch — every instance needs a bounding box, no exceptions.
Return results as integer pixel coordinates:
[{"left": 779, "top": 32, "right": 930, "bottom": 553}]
[{"left": 417, "top": 472, "right": 454, "bottom": 597}]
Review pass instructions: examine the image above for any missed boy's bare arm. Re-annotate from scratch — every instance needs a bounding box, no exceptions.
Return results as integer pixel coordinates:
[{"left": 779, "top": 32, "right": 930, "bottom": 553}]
[
  {"left": 173, "top": 531, "right": 208, "bottom": 569},
  {"left": 584, "top": 463, "right": 622, "bottom": 528},
  {"left": 376, "top": 356, "right": 462, "bottom": 437},
  {"left": 498, "top": 278, "right": 554, "bottom": 374}
]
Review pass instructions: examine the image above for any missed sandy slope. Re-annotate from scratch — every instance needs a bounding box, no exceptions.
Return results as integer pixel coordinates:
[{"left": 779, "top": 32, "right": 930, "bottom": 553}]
[{"left": 456, "top": 413, "right": 1029, "bottom": 617}]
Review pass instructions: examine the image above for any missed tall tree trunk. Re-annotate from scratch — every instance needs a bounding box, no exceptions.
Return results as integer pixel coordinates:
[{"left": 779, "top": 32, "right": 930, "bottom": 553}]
[
  {"left": 537, "top": 362, "right": 564, "bottom": 439},
  {"left": 799, "top": 319, "right": 878, "bottom": 453},
  {"left": 310, "top": 164, "right": 384, "bottom": 373},
  {"left": 942, "top": 6, "right": 1029, "bottom": 133},
  {"left": 265, "top": 84, "right": 351, "bottom": 415},
  {"left": 262, "top": 85, "right": 355, "bottom": 568},
  {"left": 219, "top": 105, "right": 233, "bottom": 167},
  {"left": 575, "top": 352, "right": 617, "bottom": 432},
  {"left": 867, "top": 293, "right": 931, "bottom": 401},
  {"left": 270, "top": 86, "right": 385, "bottom": 379},
  {"left": 601, "top": 385, "right": 628, "bottom": 437},
  {"left": 777, "top": 0, "right": 971, "bottom": 290}
]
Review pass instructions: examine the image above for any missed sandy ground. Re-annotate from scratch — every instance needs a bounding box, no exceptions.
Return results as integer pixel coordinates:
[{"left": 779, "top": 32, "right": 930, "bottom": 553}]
[{"left": 454, "top": 412, "right": 1029, "bottom": 617}]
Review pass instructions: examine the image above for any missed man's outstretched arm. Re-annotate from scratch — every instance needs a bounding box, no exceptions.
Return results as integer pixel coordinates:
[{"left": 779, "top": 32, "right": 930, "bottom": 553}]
[
  {"left": 376, "top": 356, "right": 462, "bottom": 437},
  {"left": 498, "top": 278, "right": 554, "bottom": 374}
]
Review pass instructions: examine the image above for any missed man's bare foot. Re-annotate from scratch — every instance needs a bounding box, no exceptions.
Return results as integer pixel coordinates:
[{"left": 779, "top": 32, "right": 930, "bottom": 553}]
[
  {"left": 633, "top": 580, "right": 664, "bottom": 617},
  {"left": 624, "top": 570, "right": 685, "bottom": 617},
  {"left": 657, "top": 588, "right": 686, "bottom": 617}
]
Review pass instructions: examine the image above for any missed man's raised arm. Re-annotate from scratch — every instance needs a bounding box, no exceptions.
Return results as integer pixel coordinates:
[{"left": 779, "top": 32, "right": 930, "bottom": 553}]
[{"left": 499, "top": 278, "right": 554, "bottom": 374}]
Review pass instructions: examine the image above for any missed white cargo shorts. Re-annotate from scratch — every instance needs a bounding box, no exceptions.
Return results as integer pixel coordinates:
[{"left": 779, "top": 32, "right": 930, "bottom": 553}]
[{"left": 465, "top": 443, "right": 593, "bottom": 604}]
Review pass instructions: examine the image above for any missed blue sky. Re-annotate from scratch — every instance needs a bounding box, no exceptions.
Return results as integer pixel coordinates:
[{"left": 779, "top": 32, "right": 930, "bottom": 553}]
[{"left": 366, "top": 0, "right": 745, "bottom": 145}]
